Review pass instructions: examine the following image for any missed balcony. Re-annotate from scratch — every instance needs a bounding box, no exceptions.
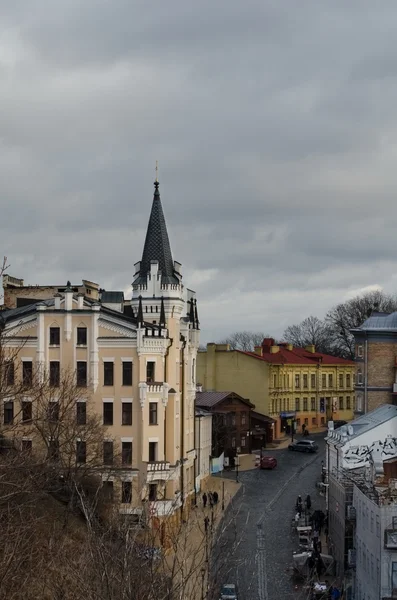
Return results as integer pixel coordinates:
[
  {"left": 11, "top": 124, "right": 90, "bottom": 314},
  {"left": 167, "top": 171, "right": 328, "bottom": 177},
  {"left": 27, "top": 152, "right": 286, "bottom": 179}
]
[{"left": 147, "top": 461, "right": 171, "bottom": 482}]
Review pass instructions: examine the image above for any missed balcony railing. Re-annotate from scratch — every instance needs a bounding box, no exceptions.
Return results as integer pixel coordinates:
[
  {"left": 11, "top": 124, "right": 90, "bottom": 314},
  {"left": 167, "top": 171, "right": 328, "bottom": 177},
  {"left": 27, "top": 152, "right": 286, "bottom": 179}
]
[{"left": 147, "top": 461, "right": 170, "bottom": 472}]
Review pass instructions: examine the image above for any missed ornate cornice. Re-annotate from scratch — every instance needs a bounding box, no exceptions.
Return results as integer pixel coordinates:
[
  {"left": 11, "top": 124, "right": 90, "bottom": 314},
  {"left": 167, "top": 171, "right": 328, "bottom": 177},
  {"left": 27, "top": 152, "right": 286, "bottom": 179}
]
[{"left": 98, "top": 318, "right": 136, "bottom": 339}]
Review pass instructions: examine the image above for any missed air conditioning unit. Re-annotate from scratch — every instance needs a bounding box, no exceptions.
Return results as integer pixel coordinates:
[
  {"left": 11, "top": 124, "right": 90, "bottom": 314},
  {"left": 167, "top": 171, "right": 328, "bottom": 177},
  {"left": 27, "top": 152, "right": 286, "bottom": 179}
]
[
  {"left": 347, "top": 506, "right": 356, "bottom": 520},
  {"left": 347, "top": 549, "right": 356, "bottom": 567}
]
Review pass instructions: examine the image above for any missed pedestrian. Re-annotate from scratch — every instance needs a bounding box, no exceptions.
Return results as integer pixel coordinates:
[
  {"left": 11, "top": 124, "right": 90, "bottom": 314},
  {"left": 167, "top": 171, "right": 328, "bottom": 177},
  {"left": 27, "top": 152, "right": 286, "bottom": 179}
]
[
  {"left": 295, "top": 512, "right": 300, "bottom": 523},
  {"left": 313, "top": 529, "right": 319, "bottom": 546},
  {"left": 296, "top": 495, "right": 302, "bottom": 511},
  {"left": 202, "top": 492, "right": 207, "bottom": 508},
  {"left": 306, "top": 494, "right": 312, "bottom": 511},
  {"left": 204, "top": 516, "right": 209, "bottom": 533},
  {"left": 302, "top": 423, "right": 306, "bottom": 434},
  {"left": 213, "top": 491, "right": 219, "bottom": 504},
  {"left": 209, "top": 492, "right": 213, "bottom": 507}
]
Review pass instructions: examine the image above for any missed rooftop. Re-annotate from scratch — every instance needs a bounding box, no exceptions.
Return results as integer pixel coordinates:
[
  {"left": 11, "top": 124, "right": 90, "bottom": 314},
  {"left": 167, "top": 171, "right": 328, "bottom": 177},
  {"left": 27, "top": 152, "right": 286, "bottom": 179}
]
[
  {"left": 352, "top": 311, "right": 397, "bottom": 332},
  {"left": 328, "top": 404, "right": 397, "bottom": 443},
  {"left": 195, "top": 391, "right": 254, "bottom": 409}
]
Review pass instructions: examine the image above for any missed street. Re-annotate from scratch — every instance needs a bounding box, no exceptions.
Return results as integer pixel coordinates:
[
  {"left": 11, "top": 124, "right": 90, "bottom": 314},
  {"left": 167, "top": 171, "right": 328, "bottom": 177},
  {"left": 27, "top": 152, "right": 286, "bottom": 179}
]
[{"left": 210, "top": 433, "right": 326, "bottom": 600}]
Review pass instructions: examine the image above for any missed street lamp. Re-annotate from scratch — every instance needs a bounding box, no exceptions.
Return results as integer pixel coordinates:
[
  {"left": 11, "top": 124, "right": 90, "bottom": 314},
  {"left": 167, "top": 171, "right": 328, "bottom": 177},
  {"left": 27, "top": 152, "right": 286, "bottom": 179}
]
[
  {"left": 201, "top": 567, "right": 206, "bottom": 600},
  {"left": 235, "top": 454, "right": 239, "bottom": 483}
]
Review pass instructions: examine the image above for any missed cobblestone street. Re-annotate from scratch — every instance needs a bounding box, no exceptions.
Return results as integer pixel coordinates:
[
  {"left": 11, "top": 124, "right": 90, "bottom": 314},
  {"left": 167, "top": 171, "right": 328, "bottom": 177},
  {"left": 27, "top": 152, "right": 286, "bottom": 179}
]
[{"left": 210, "top": 433, "right": 326, "bottom": 600}]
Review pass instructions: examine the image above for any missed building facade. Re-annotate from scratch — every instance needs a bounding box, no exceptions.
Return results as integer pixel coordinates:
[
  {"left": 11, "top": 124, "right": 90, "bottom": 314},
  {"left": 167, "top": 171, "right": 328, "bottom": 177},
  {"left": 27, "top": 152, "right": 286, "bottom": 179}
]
[
  {"left": 197, "top": 339, "right": 355, "bottom": 439},
  {"left": 195, "top": 409, "right": 212, "bottom": 491},
  {"left": 195, "top": 391, "right": 254, "bottom": 457},
  {"left": 352, "top": 312, "right": 397, "bottom": 414},
  {"left": 0, "top": 178, "right": 200, "bottom": 524}
]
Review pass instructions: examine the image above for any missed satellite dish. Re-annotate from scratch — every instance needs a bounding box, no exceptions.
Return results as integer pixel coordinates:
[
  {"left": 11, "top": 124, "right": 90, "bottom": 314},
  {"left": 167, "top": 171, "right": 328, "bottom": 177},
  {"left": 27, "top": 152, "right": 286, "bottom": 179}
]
[{"left": 348, "top": 425, "right": 354, "bottom": 436}]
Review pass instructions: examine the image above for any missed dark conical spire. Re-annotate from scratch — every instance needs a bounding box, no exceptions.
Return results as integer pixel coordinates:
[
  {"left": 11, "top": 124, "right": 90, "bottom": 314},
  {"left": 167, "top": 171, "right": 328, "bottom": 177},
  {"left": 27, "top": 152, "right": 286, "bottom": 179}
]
[
  {"left": 194, "top": 299, "right": 200, "bottom": 330},
  {"left": 137, "top": 295, "right": 144, "bottom": 325},
  {"left": 159, "top": 296, "right": 166, "bottom": 328},
  {"left": 136, "top": 180, "right": 178, "bottom": 285},
  {"left": 189, "top": 299, "right": 195, "bottom": 325}
]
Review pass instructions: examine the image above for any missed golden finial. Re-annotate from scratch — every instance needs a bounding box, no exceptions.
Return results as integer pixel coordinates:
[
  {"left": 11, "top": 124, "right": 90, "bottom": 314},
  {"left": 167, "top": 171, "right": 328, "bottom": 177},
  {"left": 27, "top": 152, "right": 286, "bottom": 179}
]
[{"left": 155, "top": 160, "right": 159, "bottom": 183}]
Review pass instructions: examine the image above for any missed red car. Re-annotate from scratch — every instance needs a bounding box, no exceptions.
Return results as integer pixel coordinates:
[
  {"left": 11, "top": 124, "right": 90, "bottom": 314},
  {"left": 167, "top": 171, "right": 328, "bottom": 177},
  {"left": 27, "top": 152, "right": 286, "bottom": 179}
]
[{"left": 260, "top": 456, "right": 277, "bottom": 470}]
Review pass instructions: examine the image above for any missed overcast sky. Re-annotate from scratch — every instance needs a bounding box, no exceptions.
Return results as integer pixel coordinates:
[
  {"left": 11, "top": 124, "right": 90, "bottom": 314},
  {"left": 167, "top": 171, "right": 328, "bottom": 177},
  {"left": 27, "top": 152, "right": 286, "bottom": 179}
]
[{"left": 2, "top": 1, "right": 397, "bottom": 343}]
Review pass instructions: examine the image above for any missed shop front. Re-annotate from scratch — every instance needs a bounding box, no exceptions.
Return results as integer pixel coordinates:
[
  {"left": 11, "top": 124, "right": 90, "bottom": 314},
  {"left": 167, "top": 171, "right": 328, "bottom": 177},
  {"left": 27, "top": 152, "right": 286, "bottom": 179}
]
[{"left": 280, "top": 411, "right": 296, "bottom": 436}]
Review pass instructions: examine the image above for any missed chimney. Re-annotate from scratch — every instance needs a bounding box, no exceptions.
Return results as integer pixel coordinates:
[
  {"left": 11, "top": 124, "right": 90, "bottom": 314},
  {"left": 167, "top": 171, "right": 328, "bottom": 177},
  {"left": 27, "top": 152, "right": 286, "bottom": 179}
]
[
  {"left": 270, "top": 345, "right": 280, "bottom": 354},
  {"left": 54, "top": 293, "right": 62, "bottom": 310},
  {"left": 77, "top": 293, "right": 84, "bottom": 309},
  {"left": 262, "top": 338, "right": 274, "bottom": 353},
  {"left": 254, "top": 346, "right": 263, "bottom": 356},
  {"left": 305, "top": 345, "right": 316, "bottom": 353},
  {"left": 286, "top": 343, "right": 293, "bottom": 351}
]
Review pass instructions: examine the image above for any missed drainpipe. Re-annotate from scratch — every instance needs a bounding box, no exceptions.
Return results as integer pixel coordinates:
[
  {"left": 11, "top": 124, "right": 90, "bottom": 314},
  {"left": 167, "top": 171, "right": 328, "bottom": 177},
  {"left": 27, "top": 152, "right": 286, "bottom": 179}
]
[
  {"left": 364, "top": 334, "right": 368, "bottom": 414},
  {"left": 163, "top": 336, "right": 173, "bottom": 460},
  {"left": 180, "top": 335, "right": 187, "bottom": 516}
]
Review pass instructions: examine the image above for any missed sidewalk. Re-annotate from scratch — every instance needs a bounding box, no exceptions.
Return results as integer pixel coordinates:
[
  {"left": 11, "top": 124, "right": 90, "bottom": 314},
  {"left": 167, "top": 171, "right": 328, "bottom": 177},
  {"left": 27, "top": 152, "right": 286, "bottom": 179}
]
[{"left": 165, "top": 475, "right": 241, "bottom": 600}]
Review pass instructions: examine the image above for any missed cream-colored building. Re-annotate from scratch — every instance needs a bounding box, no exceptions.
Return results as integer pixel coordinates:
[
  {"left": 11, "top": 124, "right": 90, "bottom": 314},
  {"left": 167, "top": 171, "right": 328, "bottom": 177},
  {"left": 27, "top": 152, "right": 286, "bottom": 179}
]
[
  {"left": 195, "top": 409, "right": 212, "bottom": 491},
  {"left": 1, "top": 178, "right": 199, "bottom": 523}
]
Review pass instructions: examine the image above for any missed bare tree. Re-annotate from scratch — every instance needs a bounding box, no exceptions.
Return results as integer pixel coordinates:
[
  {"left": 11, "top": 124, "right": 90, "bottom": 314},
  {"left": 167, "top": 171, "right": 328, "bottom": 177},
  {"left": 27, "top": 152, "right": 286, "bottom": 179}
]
[
  {"left": 326, "top": 290, "right": 397, "bottom": 359},
  {"left": 283, "top": 316, "right": 334, "bottom": 354},
  {"left": 217, "top": 331, "right": 271, "bottom": 352}
]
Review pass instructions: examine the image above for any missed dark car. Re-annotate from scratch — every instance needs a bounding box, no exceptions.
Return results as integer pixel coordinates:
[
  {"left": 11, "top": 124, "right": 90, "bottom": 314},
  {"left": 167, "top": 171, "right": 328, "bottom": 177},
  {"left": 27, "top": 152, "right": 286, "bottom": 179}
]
[
  {"left": 288, "top": 440, "right": 318, "bottom": 453},
  {"left": 260, "top": 456, "right": 277, "bottom": 470},
  {"left": 220, "top": 584, "right": 237, "bottom": 600}
]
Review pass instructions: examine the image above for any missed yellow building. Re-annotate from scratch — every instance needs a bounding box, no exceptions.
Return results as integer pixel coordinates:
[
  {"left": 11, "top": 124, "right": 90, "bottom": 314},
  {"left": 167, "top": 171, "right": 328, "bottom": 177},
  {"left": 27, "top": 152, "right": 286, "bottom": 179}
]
[
  {"left": 197, "top": 338, "right": 355, "bottom": 439},
  {"left": 1, "top": 178, "right": 200, "bottom": 525}
]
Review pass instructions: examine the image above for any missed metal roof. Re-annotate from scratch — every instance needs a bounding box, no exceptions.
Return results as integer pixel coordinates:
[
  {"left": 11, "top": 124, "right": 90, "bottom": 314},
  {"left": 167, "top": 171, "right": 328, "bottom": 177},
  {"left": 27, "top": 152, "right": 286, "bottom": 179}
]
[
  {"left": 331, "top": 404, "right": 397, "bottom": 442},
  {"left": 101, "top": 291, "right": 124, "bottom": 303},
  {"left": 357, "top": 312, "right": 397, "bottom": 331}
]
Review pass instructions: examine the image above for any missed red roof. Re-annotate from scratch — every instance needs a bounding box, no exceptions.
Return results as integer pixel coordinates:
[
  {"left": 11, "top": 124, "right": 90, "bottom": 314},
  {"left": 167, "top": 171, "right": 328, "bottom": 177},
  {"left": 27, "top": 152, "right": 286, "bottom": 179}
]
[{"left": 239, "top": 347, "right": 355, "bottom": 366}]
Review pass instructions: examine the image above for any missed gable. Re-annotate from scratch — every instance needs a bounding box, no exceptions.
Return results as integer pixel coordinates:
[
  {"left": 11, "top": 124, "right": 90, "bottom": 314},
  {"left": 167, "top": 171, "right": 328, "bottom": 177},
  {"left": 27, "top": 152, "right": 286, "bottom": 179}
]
[{"left": 98, "top": 317, "right": 137, "bottom": 339}]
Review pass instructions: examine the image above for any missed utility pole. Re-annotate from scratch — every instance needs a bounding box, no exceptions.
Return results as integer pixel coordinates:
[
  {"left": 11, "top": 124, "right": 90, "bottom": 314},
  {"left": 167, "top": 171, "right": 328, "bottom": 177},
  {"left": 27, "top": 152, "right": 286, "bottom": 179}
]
[
  {"left": 291, "top": 419, "right": 294, "bottom": 443},
  {"left": 235, "top": 454, "right": 239, "bottom": 483},
  {"left": 221, "top": 480, "right": 225, "bottom": 511}
]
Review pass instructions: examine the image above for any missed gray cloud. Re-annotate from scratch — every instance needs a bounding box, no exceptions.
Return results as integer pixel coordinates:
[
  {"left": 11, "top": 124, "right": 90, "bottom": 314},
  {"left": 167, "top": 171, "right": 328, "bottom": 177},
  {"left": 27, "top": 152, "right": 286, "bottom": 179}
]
[{"left": 2, "top": 1, "right": 397, "bottom": 343}]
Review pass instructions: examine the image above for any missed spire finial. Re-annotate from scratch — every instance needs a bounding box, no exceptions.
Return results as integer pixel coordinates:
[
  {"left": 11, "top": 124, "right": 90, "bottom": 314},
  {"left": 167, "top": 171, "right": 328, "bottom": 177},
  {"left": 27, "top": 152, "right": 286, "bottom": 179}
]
[{"left": 155, "top": 160, "right": 158, "bottom": 182}]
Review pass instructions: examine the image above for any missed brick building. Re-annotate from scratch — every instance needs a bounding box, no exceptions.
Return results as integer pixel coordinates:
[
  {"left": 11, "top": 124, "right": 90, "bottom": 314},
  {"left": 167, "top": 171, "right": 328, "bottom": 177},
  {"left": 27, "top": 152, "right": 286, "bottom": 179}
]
[{"left": 351, "top": 312, "right": 397, "bottom": 414}]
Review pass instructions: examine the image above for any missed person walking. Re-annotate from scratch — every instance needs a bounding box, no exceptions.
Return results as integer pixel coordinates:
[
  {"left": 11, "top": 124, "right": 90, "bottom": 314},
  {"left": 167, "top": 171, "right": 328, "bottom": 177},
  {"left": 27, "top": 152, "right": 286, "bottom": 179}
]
[
  {"left": 202, "top": 492, "right": 207, "bottom": 508},
  {"left": 204, "top": 516, "right": 209, "bottom": 533},
  {"left": 306, "top": 494, "right": 312, "bottom": 511},
  {"left": 213, "top": 491, "right": 219, "bottom": 504}
]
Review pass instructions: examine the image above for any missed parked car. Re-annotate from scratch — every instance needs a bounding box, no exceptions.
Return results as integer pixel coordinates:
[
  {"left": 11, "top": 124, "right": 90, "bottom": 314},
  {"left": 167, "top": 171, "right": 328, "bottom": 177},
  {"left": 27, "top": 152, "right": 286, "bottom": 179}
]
[
  {"left": 260, "top": 456, "right": 277, "bottom": 470},
  {"left": 220, "top": 584, "right": 237, "bottom": 600},
  {"left": 288, "top": 440, "right": 318, "bottom": 453}
]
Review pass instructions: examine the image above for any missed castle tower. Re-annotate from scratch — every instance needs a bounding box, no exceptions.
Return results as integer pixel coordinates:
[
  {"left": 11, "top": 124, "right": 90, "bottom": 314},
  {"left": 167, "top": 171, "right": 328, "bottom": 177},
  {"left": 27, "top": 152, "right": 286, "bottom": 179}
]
[{"left": 132, "top": 177, "right": 200, "bottom": 513}]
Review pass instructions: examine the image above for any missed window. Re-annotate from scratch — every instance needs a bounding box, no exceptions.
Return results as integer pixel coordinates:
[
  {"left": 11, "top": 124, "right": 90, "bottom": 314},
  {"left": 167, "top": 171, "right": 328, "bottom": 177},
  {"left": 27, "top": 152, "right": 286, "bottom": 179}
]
[
  {"left": 49, "top": 327, "right": 60, "bottom": 346},
  {"left": 77, "top": 327, "right": 87, "bottom": 346},
  {"left": 103, "top": 441, "right": 113, "bottom": 466},
  {"left": 357, "top": 345, "right": 363, "bottom": 358},
  {"left": 241, "top": 412, "right": 246, "bottom": 426},
  {"left": 76, "top": 441, "right": 86, "bottom": 464},
  {"left": 122, "top": 402, "right": 132, "bottom": 426},
  {"left": 296, "top": 418, "right": 301, "bottom": 426},
  {"left": 339, "top": 374, "right": 343, "bottom": 388},
  {"left": 48, "top": 402, "right": 59, "bottom": 422},
  {"left": 312, "top": 417, "right": 316, "bottom": 425},
  {"left": 322, "top": 373, "right": 326, "bottom": 388},
  {"left": 104, "top": 362, "right": 114, "bottom": 386},
  {"left": 304, "top": 418, "right": 308, "bottom": 426},
  {"left": 346, "top": 374, "right": 351, "bottom": 388},
  {"left": 321, "top": 417, "right": 325, "bottom": 425},
  {"left": 295, "top": 398, "right": 300, "bottom": 412},
  {"left": 76, "top": 362, "right": 87, "bottom": 387},
  {"left": 149, "top": 441, "right": 158, "bottom": 462},
  {"left": 22, "top": 401, "right": 32, "bottom": 422},
  {"left": 5, "top": 361, "right": 14, "bottom": 386},
  {"left": 287, "top": 398, "right": 290, "bottom": 411},
  {"left": 103, "top": 480, "right": 114, "bottom": 501},
  {"left": 103, "top": 402, "right": 113, "bottom": 426},
  {"left": 311, "top": 374, "right": 316, "bottom": 389},
  {"left": 357, "top": 370, "right": 363, "bottom": 385},
  {"left": 328, "top": 374, "right": 333, "bottom": 388},
  {"left": 122, "top": 361, "right": 133, "bottom": 386},
  {"left": 49, "top": 361, "right": 60, "bottom": 387},
  {"left": 346, "top": 396, "right": 351, "bottom": 410},
  {"left": 231, "top": 437, "right": 236, "bottom": 448},
  {"left": 48, "top": 439, "right": 60, "bottom": 461},
  {"left": 273, "top": 374, "right": 277, "bottom": 388},
  {"left": 4, "top": 401, "right": 13, "bottom": 424},
  {"left": 122, "top": 441, "right": 132, "bottom": 466},
  {"left": 392, "top": 562, "right": 397, "bottom": 591},
  {"left": 149, "top": 483, "right": 157, "bottom": 501},
  {"left": 21, "top": 439, "right": 32, "bottom": 453},
  {"left": 295, "top": 374, "right": 300, "bottom": 389},
  {"left": 146, "top": 361, "right": 155, "bottom": 383},
  {"left": 231, "top": 413, "right": 236, "bottom": 426},
  {"left": 22, "top": 361, "right": 33, "bottom": 387},
  {"left": 356, "top": 394, "right": 363, "bottom": 412},
  {"left": 149, "top": 402, "right": 158, "bottom": 425},
  {"left": 121, "top": 481, "right": 132, "bottom": 504},
  {"left": 303, "top": 398, "right": 308, "bottom": 411},
  {"left": 303, "top": 374, "right": 308, "bottom": 389},
  {"left": 353, "top": 373, "right": 356, "bottom": 385},
  {"left": 76, "top": 402, "right": 86, "bottom": 425},
  {"left": 311, "top": 397, "right": 315, "bottom": 411},
  {"left": 339, "top": 397, "right": 344, "bottom": 410},
  {"left": 241, "top": 435, "right": 246, "bottom": 448}
]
